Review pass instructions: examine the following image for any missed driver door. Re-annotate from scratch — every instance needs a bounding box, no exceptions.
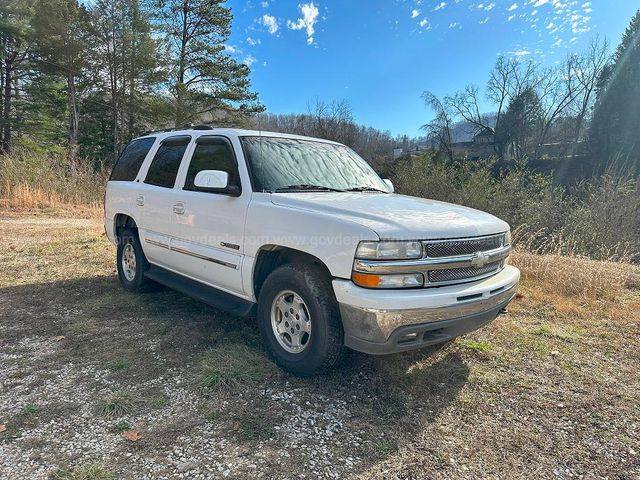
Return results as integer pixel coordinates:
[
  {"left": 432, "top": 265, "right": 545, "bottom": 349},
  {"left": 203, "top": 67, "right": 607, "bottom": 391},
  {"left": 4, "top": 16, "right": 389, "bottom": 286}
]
[{"left": 172, "top": 135, "right": 249, "bottom": 296}]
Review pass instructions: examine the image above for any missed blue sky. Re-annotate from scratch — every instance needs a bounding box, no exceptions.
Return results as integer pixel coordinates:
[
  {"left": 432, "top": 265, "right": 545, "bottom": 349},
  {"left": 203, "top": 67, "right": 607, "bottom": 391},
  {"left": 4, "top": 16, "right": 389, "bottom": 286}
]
[{"left": 226, "top": 0, "right": 639, "bottom": 137}]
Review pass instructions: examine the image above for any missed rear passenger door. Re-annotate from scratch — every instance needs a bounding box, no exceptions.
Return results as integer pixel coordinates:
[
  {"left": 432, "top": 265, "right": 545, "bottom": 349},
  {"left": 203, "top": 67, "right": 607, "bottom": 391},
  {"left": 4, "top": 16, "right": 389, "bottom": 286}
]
[
  {"left": 172, "top": 135, "right": 249, "bottom": 296},
  {"left": 138, "top": 135, "right": 192, "bottom": 270}
]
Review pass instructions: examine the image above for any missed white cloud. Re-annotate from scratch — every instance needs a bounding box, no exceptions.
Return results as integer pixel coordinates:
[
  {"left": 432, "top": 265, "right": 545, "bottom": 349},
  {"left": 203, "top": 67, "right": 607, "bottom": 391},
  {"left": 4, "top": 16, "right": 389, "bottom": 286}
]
[
  {"left": 448, "top": 21, "right": 459, "bottom": 28},
  {"left": 419, "top": 18, "right": 430, "bottom": 28},
  {"left": 533, "top": 0, "right": 549, "bottom": 6},
  {"left": 508, "top": 3, "right": 518, "bottom": 11},
  {"left": 260, "top": 14, "right": 279, "bottom": 34},
  {"left": 434, "top": 2, "right": 446, "bottom": 11},
  {"left": 246, "top": 36, "right": 261, "bottom": 46},
  {"left": 261, "top": 1, "right": 269, "bottom": 7},
  {"left": 513, "top": 49, "right": 531, "bottom": 56},
  {"left": 411, "top": 8, "right": 420, "bottom": 18},
  {"left": 287, "top": 2, "right": 320, "bottom": 45},
  {"left": 479, "top": 16, "right": 489, "bottom": 24},
  {"left": 477, "top": 2, "right": 495, "bottom": 11},
  {"left": 243, "top": 55, "right": 256, "bottom": 67},
  {"left": 508, "top": 14, "right": 516, "bottom": 21}
]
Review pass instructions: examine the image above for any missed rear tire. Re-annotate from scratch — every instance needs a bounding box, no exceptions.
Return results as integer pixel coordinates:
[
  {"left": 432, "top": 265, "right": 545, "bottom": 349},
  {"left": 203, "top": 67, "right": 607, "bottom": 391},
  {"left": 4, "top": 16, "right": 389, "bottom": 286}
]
[
  {"left": 257, "top": 263, "right": 345, "bottom": 377},
  {"left": 116, "top": 228, "right": 157, "bottom": 293}
]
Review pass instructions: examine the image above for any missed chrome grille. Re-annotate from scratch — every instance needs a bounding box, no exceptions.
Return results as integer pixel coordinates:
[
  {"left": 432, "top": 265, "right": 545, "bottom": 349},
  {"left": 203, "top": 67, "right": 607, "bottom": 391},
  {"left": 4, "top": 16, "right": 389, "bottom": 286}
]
[
  {"left": 424, "top": 234, "right": 504, "bottom": 258},
  {"left": 428, "top": 261, "right": 503, "bottom": 284}
]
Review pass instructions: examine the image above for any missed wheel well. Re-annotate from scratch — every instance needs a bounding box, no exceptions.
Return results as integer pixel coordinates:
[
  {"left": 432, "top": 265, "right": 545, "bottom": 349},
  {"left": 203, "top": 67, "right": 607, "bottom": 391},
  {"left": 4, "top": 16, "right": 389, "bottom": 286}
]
[
  {"left": 114, "top": 214, "right": 138, "bottom": 241},
  {"left": 253, "top": 246, "right": 332, "bottom": 298}
]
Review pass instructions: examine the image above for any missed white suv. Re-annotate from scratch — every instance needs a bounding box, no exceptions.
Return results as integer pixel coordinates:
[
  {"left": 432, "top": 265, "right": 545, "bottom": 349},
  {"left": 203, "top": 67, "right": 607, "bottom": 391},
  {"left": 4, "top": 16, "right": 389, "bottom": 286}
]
[{"left": 104, "top": 127, "right": 520, "bottom": 376}]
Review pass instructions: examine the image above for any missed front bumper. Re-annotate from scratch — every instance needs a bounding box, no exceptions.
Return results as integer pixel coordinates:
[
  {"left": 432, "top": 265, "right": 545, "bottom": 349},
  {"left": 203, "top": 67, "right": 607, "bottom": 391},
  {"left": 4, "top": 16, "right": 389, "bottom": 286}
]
[{"left": 333, "top": 265, "right": 520, "bottom": 355}]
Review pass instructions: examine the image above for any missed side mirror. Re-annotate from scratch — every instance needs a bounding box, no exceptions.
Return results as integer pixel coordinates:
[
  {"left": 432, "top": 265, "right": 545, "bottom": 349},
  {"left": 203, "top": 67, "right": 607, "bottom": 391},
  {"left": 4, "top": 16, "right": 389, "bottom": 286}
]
[
  {"left": 195, "top": 170, "right": 228, "bottom": 189},
  {"left": 193, "top": 170, "right": 241, "bottom": 196},
  {"left": 383, "top": 179, "right": 394, "bottom": 193}
]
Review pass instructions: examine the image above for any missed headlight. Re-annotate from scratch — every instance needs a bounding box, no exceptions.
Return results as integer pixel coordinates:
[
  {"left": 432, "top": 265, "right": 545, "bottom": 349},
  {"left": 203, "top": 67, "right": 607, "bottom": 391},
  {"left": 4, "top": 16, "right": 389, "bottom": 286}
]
[
  {"left": 352, "top": 272, "right": 424, "bottom": 289},
  {"left": 504, "top": 230, "right": 512, "bottom": 246},
  {"left": 355, "top": 241, "right": 423, "bottom": 260}
]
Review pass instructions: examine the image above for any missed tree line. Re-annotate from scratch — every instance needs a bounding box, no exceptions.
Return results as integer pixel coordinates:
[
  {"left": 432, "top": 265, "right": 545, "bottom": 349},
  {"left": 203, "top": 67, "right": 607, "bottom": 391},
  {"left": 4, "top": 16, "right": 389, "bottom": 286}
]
[
  {"left": 0, "top": 0, "right": 262, "bottom": 162},
  {"left": 250, "top": 99, "right": 407, "bottom": 174},
  {"left": 423, "top": 10, "right": 640, "bottom": 175}
]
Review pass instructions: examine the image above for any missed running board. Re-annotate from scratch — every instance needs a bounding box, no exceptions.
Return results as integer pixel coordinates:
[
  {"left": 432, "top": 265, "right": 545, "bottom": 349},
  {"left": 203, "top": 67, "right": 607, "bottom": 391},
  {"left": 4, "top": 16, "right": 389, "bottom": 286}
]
[{"left": 145, "top": 265, "right": 256, "bottom": 317}]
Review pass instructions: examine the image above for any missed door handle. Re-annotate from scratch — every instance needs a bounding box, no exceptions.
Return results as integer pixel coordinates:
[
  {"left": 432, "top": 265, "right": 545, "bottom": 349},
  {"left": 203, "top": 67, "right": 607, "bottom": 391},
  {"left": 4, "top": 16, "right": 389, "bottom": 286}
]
[
  {"left": 173, "top": 202, "right": 185, "bottom": 215},
  {"left": 136, "top": 194, "right": 144, "bottom": 206}
]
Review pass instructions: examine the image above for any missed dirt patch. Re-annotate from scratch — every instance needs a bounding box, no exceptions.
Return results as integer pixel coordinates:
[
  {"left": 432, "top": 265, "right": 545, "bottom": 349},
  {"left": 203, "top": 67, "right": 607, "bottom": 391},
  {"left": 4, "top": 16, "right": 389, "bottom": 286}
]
[{"left": 1, "top": 216, "right": 638, "bottom": 479}]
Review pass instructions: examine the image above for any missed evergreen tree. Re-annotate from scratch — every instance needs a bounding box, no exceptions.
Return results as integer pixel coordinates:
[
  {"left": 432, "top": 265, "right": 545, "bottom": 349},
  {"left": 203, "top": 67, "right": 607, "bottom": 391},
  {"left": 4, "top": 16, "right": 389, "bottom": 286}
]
[
  {"left": 496, "top": 88, "right": 543, "bottom": 159},
  {"left": 0, "top": 0, "right": 34, "bottom": 154},
  {"left": 89, "top": 0, "right": 162, "bottom": 160},
  {"left": 590, "top": 10, "right": 640, "bottom": 171},
  {"left": 153, "top": 0, "right": 263, "bottom": 127},
  {"left": 32, "top": 0, "right": 90, "bottom": 157}
]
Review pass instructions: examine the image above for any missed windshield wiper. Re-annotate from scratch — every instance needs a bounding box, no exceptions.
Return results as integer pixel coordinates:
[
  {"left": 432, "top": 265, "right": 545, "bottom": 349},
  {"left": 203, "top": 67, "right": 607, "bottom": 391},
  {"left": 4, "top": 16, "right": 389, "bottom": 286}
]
[
  {"left": 344, "top": 186, "right": 388, "bottom": 193},
  {"left": 274, "top": 184, "right": 346, "bottom": 193}
]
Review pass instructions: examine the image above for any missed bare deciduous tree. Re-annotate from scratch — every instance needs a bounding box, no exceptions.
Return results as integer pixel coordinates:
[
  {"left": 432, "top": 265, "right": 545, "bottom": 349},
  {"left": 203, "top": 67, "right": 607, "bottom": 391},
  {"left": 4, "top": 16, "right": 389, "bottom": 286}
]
[{"left": 421, "top": 91, "right": 454, "bottom": 161}]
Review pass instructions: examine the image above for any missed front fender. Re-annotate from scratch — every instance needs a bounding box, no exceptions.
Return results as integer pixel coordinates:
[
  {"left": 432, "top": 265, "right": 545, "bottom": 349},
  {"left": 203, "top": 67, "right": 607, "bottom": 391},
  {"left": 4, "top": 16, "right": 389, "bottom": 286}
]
[{"left": 243, "top": 193, "right": 379, "bottom": 283}]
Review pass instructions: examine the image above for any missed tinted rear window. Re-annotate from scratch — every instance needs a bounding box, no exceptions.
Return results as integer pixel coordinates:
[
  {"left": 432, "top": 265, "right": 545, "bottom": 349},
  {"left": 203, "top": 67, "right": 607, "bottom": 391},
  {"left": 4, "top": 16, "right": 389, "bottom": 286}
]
[
  {"left": 144, "top": 135, "right": 191, "bottom": 188},
  {"left": 109, "top": 137, "right": 156, "bottom": 181}
]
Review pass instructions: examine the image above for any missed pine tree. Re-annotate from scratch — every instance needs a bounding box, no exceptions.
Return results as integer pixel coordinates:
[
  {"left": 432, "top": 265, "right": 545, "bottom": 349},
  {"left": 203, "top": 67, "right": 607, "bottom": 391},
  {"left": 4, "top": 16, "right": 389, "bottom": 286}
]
[
  {"left": 153, "top": 0, "right": 263, "bottom": 127},
  {"left": 589, "top": 10, "right": 640, "bottom": 171},
  {"left": 0, "top": 0, "right": 34, "bottom": 154},
  {"left": 89, "top": 0, "right": 162, "bottom": 160},
  {"left": 31, "top": 0, "right": 90, "bottom": 157}
]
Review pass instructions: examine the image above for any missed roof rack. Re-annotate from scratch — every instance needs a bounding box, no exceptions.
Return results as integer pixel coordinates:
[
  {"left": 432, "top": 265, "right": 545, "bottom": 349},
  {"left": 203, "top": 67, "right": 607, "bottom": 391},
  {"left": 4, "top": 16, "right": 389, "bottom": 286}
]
[{"left": 141, "top": 124, "right": 216, "bottom": 136}]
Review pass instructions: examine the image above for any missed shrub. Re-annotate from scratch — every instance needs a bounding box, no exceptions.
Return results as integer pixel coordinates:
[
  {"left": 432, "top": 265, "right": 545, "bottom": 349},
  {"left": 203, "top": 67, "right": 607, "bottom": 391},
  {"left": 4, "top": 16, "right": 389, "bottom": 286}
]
[{"left": 393, "top": 153, "right": 640, "bottom": 263}]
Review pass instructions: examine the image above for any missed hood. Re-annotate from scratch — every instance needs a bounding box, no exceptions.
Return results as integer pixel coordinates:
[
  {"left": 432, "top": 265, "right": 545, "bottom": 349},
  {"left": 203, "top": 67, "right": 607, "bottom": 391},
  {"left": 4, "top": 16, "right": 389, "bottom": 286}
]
[{"left": 270, "top": 192, "right": 509, "bottom": 240}]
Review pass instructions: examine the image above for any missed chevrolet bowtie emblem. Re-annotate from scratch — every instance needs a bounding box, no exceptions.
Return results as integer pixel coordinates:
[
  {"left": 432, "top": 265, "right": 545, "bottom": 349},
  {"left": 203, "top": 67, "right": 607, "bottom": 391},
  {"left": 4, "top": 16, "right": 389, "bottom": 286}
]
[{"left": 470, "top": 252, "right": 490, "bottom": 268}]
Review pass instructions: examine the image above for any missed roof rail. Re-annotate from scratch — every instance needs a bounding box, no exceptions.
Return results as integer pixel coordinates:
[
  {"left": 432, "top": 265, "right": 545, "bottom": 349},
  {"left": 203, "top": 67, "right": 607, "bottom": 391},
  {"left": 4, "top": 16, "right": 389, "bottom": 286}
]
[{"left": 141, "top": 124, "right": 216, "bottom": 136}]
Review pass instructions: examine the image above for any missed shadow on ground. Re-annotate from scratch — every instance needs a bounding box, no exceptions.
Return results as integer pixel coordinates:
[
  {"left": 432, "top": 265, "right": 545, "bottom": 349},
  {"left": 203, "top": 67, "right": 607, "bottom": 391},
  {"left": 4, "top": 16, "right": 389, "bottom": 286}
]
[{"left": 0, "top": 273, "right": 470, "bottom": 477}]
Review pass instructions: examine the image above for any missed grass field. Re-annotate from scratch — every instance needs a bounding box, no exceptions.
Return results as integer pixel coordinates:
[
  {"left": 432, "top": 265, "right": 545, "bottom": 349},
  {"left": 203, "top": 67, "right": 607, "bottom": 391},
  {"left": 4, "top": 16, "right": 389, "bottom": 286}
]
[{"left": 0, "top": 213, "right": 638, "bottom": 479}]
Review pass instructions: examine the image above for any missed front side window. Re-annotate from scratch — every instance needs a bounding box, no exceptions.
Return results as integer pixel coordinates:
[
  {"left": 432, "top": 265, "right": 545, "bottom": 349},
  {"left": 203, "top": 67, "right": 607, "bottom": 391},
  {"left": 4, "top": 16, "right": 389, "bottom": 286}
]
[
  {"left": 110, "top": 137, "right": 156, "bottom": 181},
  {"left": 240, "top": 136, "right": 388, "bottom": 193},
  {"left": 144, "top": 135, "right": 191, "bottom": 188},
  {"left": 184, "top": 136, "right": 239, "bottom": 191}
]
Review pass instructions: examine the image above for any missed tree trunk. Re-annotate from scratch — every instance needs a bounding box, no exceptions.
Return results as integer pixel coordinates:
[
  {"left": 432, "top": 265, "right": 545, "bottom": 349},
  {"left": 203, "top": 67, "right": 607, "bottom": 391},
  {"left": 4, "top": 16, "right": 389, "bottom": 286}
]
[
  {"left": 1, "top": 56, "right": 13, "bottom": 155},
  {"left": 175, "top": 0, "right": 189, "bottom": 127},
  {"left": 67, "top": 73, "right": 79, "bottom": 158}
]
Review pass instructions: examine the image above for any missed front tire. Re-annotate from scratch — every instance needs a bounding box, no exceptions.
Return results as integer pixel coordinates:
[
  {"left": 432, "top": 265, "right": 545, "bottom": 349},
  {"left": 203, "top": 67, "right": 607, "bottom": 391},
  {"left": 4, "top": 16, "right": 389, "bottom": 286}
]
[
  {"left": 257, "top": 264, "right": 345, "bottom": 377},
  {"left": 116, "top": 228, "right": 157, "bottom": 293}
]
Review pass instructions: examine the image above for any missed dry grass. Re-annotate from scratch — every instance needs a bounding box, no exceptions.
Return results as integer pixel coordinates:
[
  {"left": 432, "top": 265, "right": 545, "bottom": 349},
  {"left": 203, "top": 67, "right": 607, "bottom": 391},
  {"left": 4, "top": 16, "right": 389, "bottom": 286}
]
[
  {"left": 0, "top": 184, "right": 103, "bottom": 218},
  {"left": 0, "top": 151, "right": 107, "bottom": 218},
  {"left": 511, "top": 249, "right": 639, "bottom": 300},
  {"left": 1, "top": 214, "right": 639, "bottom": 479}
]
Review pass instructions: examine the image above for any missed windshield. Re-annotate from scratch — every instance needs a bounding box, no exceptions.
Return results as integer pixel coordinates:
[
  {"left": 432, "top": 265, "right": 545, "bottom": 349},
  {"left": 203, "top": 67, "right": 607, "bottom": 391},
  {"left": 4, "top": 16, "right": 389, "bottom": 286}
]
[{"left": 240, "top": 136, "right": 389, "bottom": 193}]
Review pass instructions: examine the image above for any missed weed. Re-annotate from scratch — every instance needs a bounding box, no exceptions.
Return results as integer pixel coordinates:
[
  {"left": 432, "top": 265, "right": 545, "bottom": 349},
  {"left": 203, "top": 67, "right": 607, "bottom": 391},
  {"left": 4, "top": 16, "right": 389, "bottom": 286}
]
[
  {"left": 110, "top": 421, "right": 131, "bottom": 434},
  {"left": 235, "top": 413, "right": 274, "bottom": 442},
  {"left": 108, "top": 359, "right": 130, "bottom": 371},
  {"left": 198, "top": 344, "right": 276, "bottom": 390},
  {"left": 374, "top": 438, "right": 398, "bottom": 456},
  {"left": 206, "top": 410, "right": 222, "bottom": 422},
  {"left": 98, "top": 391, "right": 139, "bottom": 418},
  {"left": 458, "top": 339, "right": 493, "bottom": 354}
]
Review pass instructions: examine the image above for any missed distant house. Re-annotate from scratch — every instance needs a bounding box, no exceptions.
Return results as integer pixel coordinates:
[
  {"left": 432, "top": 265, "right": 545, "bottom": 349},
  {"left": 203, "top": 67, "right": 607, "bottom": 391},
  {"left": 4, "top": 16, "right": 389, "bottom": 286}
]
[{"left": 473, "top": 130, "right": 495, "bottom": 145}]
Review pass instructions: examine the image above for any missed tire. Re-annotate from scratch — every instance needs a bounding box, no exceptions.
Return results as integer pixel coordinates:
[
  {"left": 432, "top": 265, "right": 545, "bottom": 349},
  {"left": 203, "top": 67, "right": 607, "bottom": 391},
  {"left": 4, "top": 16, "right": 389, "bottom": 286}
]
[
  {"left": 257, "top": 263, "right": 345, "bottom": 377},
  {"left": 116, "top": 228, "right": 157, "bottom": 293}
]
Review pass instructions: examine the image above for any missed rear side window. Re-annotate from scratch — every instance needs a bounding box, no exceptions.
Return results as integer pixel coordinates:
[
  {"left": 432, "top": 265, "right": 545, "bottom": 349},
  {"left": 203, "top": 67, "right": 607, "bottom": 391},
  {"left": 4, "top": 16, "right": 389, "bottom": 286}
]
[
  {"left": 109, "top": 137, "right": 156, "bottom": 181},
  {"left": 144, "top": 135, "right": 191, "bottom": 188},
  {"left": 184, "top": 136, "right": 239, "bottom": 191}
]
